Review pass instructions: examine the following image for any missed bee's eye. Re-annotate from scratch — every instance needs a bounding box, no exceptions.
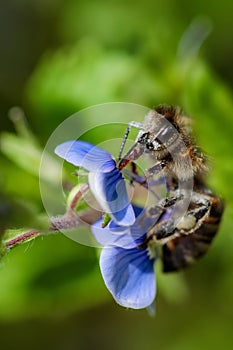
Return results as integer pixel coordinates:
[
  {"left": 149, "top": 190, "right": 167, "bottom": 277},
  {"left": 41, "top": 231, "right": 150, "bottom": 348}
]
[
  {"left": 138, "top": 132, "right": 150, "bottom": 144},
  {"left": 146, "top": 142, "right": 154, "bottom": 150}
]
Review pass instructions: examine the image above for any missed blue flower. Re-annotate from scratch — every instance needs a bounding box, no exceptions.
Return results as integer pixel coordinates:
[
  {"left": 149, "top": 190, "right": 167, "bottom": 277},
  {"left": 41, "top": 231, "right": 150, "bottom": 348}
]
[
  {"left": 91, "top": 205, "right": 158, "bottom": 309},
  {"left": 55, "top": 140, "right": 135, "bottom": 226}
]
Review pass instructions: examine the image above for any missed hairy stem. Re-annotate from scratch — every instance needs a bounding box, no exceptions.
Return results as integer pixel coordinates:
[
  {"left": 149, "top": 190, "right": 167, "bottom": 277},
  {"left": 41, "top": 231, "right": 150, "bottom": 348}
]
[
  {"left": 5, "top": 230, "right": 41, "bottom": 249},
  {"left": 4, "top": 184, "right": 90, "bottom": 251},
  {"left": 68, "top": 183, "right": 89, "bottom": 212}
]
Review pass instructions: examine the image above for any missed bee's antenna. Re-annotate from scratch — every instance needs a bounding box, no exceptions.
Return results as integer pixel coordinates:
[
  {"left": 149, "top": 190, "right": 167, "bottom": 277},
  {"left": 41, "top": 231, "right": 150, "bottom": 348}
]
[
  {"left": 118, "top": 121, "right": 144, "bottom": 161},
  {"left": 118, "top": 125, "right": 131, "bottom": 161}
]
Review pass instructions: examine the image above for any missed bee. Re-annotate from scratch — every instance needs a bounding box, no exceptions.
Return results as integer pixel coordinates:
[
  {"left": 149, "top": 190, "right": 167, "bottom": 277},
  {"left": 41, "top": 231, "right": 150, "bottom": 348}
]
[
  {"left": 118, "top": 104, "right": 208, "bottom": 185},
  {"left": 117, "top": 104, "right": 224, "bottom": 271}
]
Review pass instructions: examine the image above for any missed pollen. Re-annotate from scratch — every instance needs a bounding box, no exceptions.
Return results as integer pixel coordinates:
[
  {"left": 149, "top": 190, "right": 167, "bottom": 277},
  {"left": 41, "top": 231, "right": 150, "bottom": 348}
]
[{"left": 176, "top": 215, "right": 196, "bottom": 231}]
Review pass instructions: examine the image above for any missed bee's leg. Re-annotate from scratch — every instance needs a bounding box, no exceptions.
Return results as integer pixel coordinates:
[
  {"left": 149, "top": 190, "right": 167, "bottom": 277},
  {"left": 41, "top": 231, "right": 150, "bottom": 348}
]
[
  {"left": 122, "top": 167, "right": 164, "bottom": 201},
  {"left": 138, "top": 194, "right": 184, "bottom": 248},
  {"left": 122, "top": 161, "right": 144, "bottom": 186},
  {"left": 138, "top": 217, "right": 177, "bottom": 248},
  {"left": 140, "top": 194, "right": 183, "bottom": 221},
  {"left": 146, "top": 160, "right": 167, "bottom": 177},
  {"left": 152, "top": 193, "right": 211, "bottom": 243},
  {"left": 129, "top": 161, "right": 165, "bottom": 187},
  {"left": 151, "top": 218, "right": 177, "bottom": 241},
  {"left": 129, "top": 161, "right": 139, "bottom": 185},
  {"left": 150, "top": 194, "right": 184, "bottom": 236},
  {"left": 122, "top": 168, "right": 147, "bottom": 185},
  {"left": 145, "top": 159, "right": 174, "bottom": 192},
  {"left": 123, "top": 160, "right": 168, "bottom": 187},
  {"left": 121, "top": 156, "right": 165, "bottom": 186}
]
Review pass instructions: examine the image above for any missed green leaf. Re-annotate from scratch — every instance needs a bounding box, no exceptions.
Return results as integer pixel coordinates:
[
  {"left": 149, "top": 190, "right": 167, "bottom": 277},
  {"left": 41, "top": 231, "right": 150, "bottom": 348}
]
[
  {"left": 0, "top": 132, "right": 61, "bottom": 184},
  {"left": 101, "top": 213, "right": 111, "bottom": 228},
  {"left": 0, "top": 133, "right": 42, "bottom": 176}
]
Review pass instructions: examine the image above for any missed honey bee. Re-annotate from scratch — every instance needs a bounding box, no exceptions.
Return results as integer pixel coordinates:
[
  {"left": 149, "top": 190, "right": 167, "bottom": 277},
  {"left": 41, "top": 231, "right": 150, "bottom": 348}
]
[
  {"left": 118, "top": 105, "right": 208, "bottom": 185},
  {"left": 117, "top": 105, "right": 224, "bottom": 271}
]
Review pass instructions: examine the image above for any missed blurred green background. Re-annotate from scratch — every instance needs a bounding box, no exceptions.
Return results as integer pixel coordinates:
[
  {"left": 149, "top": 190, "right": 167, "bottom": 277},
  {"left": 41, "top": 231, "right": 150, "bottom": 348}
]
[{"left": 0, "top": 0, "right": 233, "bottom": 349}]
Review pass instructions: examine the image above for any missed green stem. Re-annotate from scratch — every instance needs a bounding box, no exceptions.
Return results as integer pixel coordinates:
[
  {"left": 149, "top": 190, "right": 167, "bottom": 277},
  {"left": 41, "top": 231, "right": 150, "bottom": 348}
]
[
  {"left": 4, "top": 184, "right": 90, "bottom": 251},
  {"left": 5, "top": 230, "right": 41, "bottom": 249},
  {"left": 68, "top": 183, "right": 89, "bottom": 212}
]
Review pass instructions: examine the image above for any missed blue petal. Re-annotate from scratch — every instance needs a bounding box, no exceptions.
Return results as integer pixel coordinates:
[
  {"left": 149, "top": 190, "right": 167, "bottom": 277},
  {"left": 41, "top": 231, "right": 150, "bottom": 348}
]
[
  {"left": 91, "top": 205, "right": 157, "bottom": 248},
  {"left": 91, "top": 218, "right": 138, "bottom": 249},
  {"left": 108, "top": 205, "right": 160, "bottom": 244},
  {"left": 100, "top": 246, "right": 156, "bottom": 309},
  {"left": 89, "top": 169, "right": 135, "bottom": 226},
  {"left": 55, "top": 140, "right": 116, "bottom": 172}
]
